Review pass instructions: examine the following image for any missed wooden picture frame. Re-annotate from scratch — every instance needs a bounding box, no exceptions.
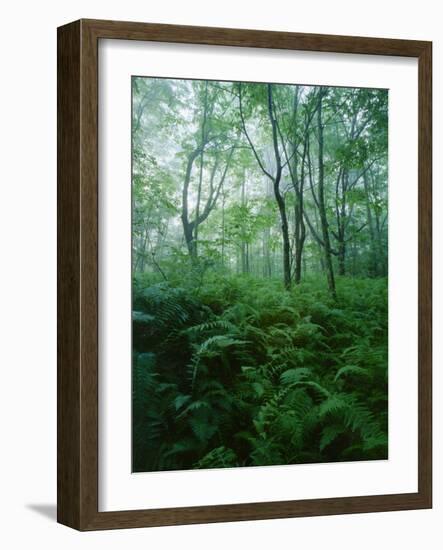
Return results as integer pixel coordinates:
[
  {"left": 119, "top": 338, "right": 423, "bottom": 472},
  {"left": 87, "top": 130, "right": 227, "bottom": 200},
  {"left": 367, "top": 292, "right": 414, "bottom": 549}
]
[{"left": 57, "top": 18, "right": 432, "bottom": 530}]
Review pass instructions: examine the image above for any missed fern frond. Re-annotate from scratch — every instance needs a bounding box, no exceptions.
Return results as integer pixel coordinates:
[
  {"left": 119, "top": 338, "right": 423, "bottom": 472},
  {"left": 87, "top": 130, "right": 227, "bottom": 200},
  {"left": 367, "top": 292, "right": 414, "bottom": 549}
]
[
  {"left": 334, "top": 365, "right": 369, "bottom": 382},
  {"left": 280, "top": 367, "right": 312, "bottom": 385},
  {"left": 319, "top": 394, "right": 348, "bottom": 417}
]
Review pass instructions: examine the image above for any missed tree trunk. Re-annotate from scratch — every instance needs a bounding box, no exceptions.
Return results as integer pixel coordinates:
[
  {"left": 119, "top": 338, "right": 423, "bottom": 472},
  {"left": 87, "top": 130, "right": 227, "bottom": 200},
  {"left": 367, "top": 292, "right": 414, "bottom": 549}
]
[
  {"left": 194, "top": 81, "right": 209, "bottom": 257},
  {"left": 182, "top": 219, "right": 197, "bottom": 260},
  {"left": 293, "top": 139, "right": 307, "bottom": 285},
  {"left": 263, "top": 227, "right": 272, "bottom": 278},
  {"left": 337, "top": 241, "right": 346, "bottom": 276},
  {"left": 240, "top": 171, "right": 248, "bottom": 274},
  {"left": 337, "top": 171, "right": 347, "bottom": 276},
  {"left": 268, "top": 85, "right": 291, "bottom": 290},
  {"left": 274, "top": 184, "right": 291, "bottom": 289},
  {"left": 317, "top": 89, "right": 337, "bottom": 298},
  {"left": 363, "top": 170, "right": 378, "bottom": 276},
  {"left": 291, "top": 88, "right": 306, "bottom": 285},
  {"left": 374, "top": 210, "right": 387, "bottom": 277},
  {"left": 221, "top": 185, "right": 225, "bottom": 268},
  {"left": 181, "top": 148, "right": 200, "bottom": 262}
]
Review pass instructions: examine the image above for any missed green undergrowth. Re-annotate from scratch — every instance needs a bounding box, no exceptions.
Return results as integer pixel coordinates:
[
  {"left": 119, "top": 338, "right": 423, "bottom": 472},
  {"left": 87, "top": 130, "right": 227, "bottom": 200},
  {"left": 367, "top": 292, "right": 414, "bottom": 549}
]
[{"left": 132, "top": 273, "right": 388, "bottom": 472}]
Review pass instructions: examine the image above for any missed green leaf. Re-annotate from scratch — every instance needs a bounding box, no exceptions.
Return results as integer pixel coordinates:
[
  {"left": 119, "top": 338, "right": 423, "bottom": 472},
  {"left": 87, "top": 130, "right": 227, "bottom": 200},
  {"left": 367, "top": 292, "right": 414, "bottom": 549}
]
[
  {"left": 319, "top": 394, "right": 348, "bottom": 417},
  {"left": 334, "top": 365, "right": 369, "bottom": 382},
  {"left": 190, "top": 418, "right": 218, "bottom": 442},
  {"left": 280, "top": 367, "right": 311, "bottom": 385},
  {"left": 252, "top": 382, "right": 265, "bottom": 398},
  {"left": 174, "top": 395, "right": 191, "bottom": 411}
]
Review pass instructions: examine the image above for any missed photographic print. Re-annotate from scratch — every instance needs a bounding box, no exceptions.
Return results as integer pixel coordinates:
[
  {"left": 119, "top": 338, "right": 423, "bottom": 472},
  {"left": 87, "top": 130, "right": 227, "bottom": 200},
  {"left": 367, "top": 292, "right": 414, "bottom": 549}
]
[{"left": 131, "top": 76, "right": 388, "bottom": 473}]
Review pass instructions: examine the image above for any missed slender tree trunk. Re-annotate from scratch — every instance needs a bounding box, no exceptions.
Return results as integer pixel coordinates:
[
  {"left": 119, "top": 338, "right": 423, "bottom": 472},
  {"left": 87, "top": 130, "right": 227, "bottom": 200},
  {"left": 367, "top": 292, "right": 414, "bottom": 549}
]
[
  {"left": 317, "top": 89, "right": 337, "bottom": 298},
  {"left": 311, "top": 207, "right": 326, "bottom": 272},
  {"left": 274, "top": 182, "right": 291, "bottom": 288},
  {"left": 293, "top": 187, "right": 302, "bottom": 284},
  {"left": 268, "top": 85, "right": 291, "bottom": 290},
  {"left": 263, "top": 227, "right": 272, "bottom": 278},
  {"left": 351, "top": 238, "right": 358, "bottom": 276},
  {"left": 194, "top": 81, "right": 209, "bottom": 257},
  {"left": 374, "top": 211, "right": 387, "bottom": 277},
  {"left": 183, "top": 221, "right": 197, "bottom": 259},
  {"left": 262, "top": 233, "right": 266, "bottom": 277},
  {"left": 293, "top": 136, "right": 307, "bottom": 284},
  {"left": 291, "top": 89, "right": 304, "bottom": 285},
  {"left": 181, "top": 147, "right": 200, "bottom": 261},
  {"left": 240, "top": 170, "right": 248, "bottom": 274},
  {"left": 134, "top": 229, "right": 148, "bottom": 273},
  {"left": 337, "top": 171, "right": 346, "bottom": 276},
  {"left": 363, "top": 170, "right": 378, "bottom": 276},
  {"left": 294, "top": 204, "right": 305, "bottom": 283},
  {"left": 221, "top": 185, "right": 225, "bottom": 268},
  {"left": 336, "top": 243, "right": 345, "bottom": 276},
  {"left": 371, "top": 169, "right": 388, "bottom": 277},
  {"left": 337, "top": 242, "right": 346, "bottom": 276},
  {"left": 264, "top": 180, "right": 273, "bottom": 278}
]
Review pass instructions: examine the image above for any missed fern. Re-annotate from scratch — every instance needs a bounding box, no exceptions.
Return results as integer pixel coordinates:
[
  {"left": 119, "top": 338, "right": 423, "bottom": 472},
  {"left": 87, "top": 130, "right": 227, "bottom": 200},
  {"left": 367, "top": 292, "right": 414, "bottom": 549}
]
[
  {"left": 132, "top": 275, "right": 388, "bottom": 471},
  {"left": 194, "top": 446, "right": 238, "bottom": 469},
  {"left": 334, "top": 365, "right": 369, "bottom": 382},
  {"left": 280, "top": 367, "right": 312, "bottom": 385},
  {"left": 319, "top": 394, "right": 348, "bottom": 417}
]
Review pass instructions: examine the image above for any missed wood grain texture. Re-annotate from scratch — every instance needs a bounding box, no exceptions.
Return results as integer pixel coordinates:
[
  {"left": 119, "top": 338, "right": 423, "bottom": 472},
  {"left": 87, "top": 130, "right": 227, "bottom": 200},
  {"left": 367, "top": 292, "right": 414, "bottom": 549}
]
[
  {"left": 57, "top": 20, "right": 81, "bottom": 528},
  {"left": 84, "top": 18, "right": 428, "bottom": 56},
  {"left": 57, "top": 19, "right": 432, "bottom": 531},
  {"left": 417, "top": 42, "right": 432, "bottom": 506}
]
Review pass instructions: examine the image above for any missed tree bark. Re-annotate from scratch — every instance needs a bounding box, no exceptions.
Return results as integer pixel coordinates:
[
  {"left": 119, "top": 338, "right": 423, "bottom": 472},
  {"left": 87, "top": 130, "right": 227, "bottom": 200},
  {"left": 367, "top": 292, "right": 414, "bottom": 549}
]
[
  {"left": 181, "top": 148, "right": 201, "bottom": 261},
  {"left": 317, "top": 89, "right": 337, "bottom": 298},
  {"left": 268, "top": 85, "right": 291, "bottom": 290},
  {"left": 293, "top": 134, "right": 307, "bottom": 285},
  {"left": 363, "top": 170, "right": 378, "bottom": 276},
  {"left": 194, "top": 81, "right": 209, "bottom": 257},
  {"left": 221, "top": 184, "right": 225, "bottom": 268},
  {"left": 240, "top": 170, "right": 249, "bottom": 274}
]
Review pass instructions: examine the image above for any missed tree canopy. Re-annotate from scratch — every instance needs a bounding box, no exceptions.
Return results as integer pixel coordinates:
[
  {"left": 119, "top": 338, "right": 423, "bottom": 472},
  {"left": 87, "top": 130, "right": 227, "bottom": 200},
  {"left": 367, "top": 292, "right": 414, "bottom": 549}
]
[{"left": 132, "top": 77, "right": 388, "bottom": 289}]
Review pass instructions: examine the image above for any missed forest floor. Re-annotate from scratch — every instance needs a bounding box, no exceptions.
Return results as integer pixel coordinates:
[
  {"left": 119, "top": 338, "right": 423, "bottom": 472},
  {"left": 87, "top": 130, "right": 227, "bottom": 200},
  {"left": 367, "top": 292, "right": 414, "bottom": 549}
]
[{"left": 132, "top": 272, "right": 388, "bottom": 472}]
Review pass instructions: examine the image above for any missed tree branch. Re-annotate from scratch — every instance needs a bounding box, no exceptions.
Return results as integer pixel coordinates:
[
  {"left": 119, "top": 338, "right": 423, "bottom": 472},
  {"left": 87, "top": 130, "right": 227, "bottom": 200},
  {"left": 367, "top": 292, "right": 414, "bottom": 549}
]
[{"left": 238, "top": 83, "right": 274, "bottom": 181}]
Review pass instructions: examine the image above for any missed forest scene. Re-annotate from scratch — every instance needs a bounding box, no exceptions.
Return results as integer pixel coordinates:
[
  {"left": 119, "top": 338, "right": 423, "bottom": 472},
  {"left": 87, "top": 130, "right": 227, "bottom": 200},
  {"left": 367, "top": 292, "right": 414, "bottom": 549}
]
[{"left": 132, "top": 76, "right": 388, "bottom": 473}]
